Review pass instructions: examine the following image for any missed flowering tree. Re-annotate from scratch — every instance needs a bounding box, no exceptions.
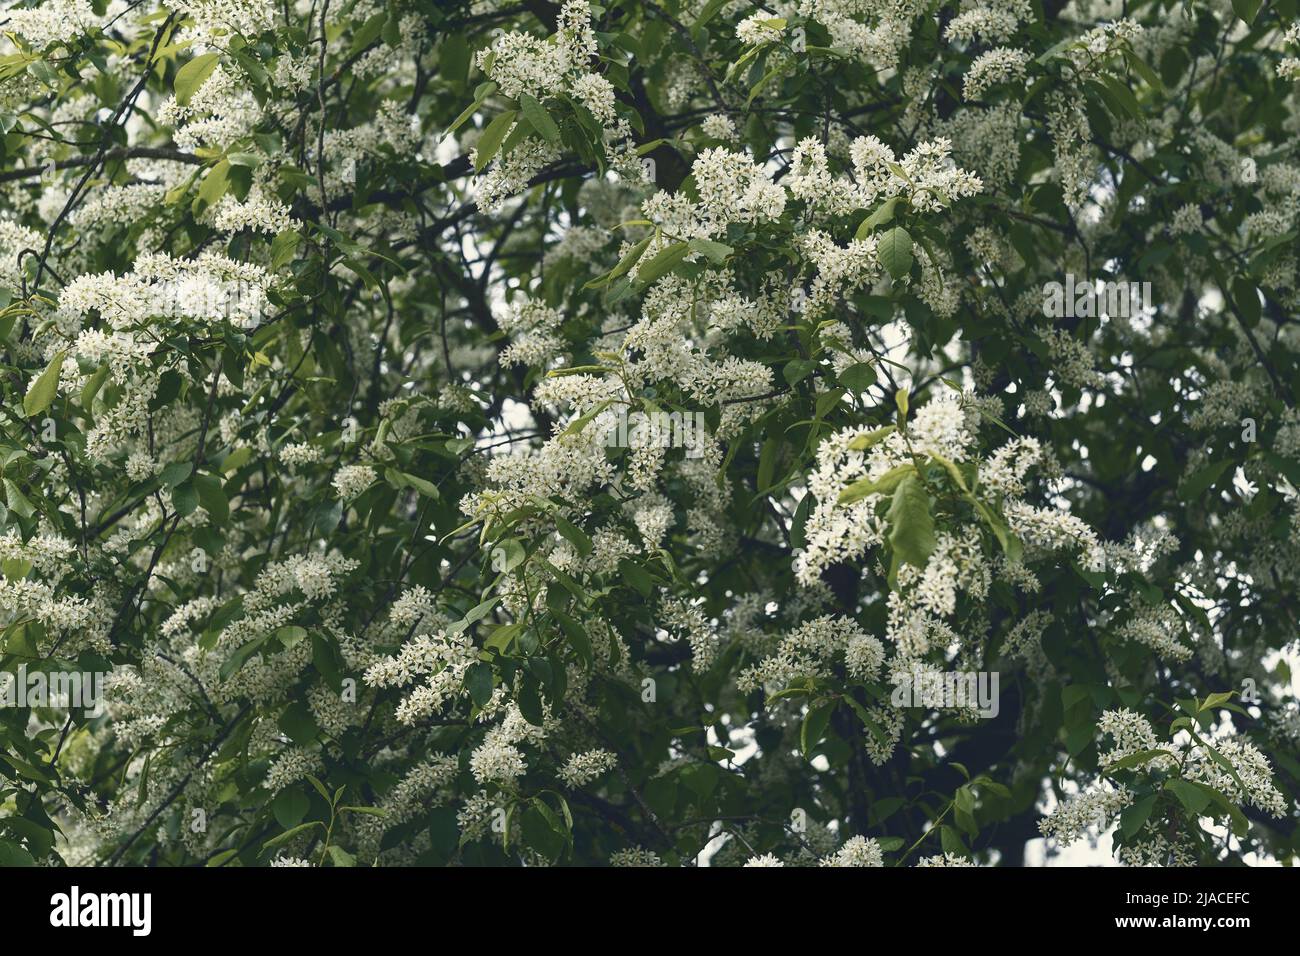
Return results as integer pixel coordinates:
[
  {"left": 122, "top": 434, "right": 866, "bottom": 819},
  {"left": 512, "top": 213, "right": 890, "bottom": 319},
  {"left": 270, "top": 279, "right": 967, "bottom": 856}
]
[{"left": 0, "top": 0, "right": 1298, "bottom": 869}]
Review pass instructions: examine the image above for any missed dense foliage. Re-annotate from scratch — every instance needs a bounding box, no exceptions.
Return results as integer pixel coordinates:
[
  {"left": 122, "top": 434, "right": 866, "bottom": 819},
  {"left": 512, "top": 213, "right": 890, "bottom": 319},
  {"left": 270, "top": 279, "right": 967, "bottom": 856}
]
[{"left": 1, "top": 0, "right": 1299, "bottom": 867}]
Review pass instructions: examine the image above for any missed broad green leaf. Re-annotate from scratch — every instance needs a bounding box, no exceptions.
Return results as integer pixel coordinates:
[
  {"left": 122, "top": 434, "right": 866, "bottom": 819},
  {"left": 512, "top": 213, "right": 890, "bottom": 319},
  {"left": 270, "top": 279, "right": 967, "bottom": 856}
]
[
  {"left": 1165, "top": 778, "right": 1212, "bottom": 816},
  {"left": 175, "top": 52, "right": 220, "bottom": 105},
  {"left": 271, "top": 229, "right": 301, "bottom": 270},
  {"left": 554, "top": 515, "right": 592, "bottom": 556},
  {"left": 1231, "top": 0, "right": 1262, "bottom": 23},
  {"left": 878, "top": 226, "right": 913, "bottom": 280},
  {"left": 838, "top": 362, "right": 877, "bottom": 393},
  {"left": 856, "top": 197, "right": 900, "bottom": 237},
  {"left": 473, "top": 109, "right": 517, "bottom": 171},
  {"left": 687, "top": 238, "right": 733, "bottom": 263},
  {"left": 800, "top": 699, "right": 834, "bottom": 757},
  {"left": 465, "top": 662, "right": 494, "bottom": 707},
  {"left": 519, "top": 92, "right": 560, "bottom": 143},
  {"left": 635, "top": 241, "right": 690, "bottom": 286},
  {"left": 887, "top": 474, "right": 936, "bottom": 568},
  {"left": 24, "top": 350, "right": 65, "bottom": 417},
  {"left": 272, "top": 789, "right": 310, "bottom": 829},
  {"left": 196, "top": 159, "right": 231, "bottom": 209},
  {"left": 1120, "top": 794, "right": 1158, "bottom": 838}
]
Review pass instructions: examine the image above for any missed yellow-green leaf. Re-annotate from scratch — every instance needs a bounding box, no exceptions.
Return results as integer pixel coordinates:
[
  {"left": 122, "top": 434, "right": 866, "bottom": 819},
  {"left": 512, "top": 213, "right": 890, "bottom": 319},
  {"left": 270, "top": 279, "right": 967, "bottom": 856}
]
[
  {"left": 24, "top": 349, "right": 65, "bottom": 417},
  {"left": 175, "top": 52, "right": 220, "bottom": 105}
]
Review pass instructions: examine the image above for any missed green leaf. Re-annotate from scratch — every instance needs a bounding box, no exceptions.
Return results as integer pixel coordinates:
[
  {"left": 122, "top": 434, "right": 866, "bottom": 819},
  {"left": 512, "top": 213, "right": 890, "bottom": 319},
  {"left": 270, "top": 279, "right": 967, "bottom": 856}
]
[
  {"left": 800, "top": 699, "right": 835, "bottom": 757},
  {"left": 473, "top": 109, "right": 517, "bottom": 171},
  {"left": 219, "top": 633, "right": 268, "bottom": 680},
  {"left": 1097, "top": 75, "right": 1141, "bottom": 119},
  {"left": 1203, "top": 785, "right": 1250, "bottom": 838},
  {"left": 1120, "top": 794, "right": 1157, "bottom": 838},
  {"left": 350, "top": 11, "right": 387, "bottom": 56},
  {"left": 272, "top": 788, "right": 310, "bottom": 829},
  {"left": 483, "top": 621, "right": 523, "bottom": 654},
  {"left": 2, "top": 557, "right": 31, "bottom": 580},
  {"left": 270, "top": 229, "right": 301, "bottom": 270},
  {"left": 887, "top": 474, "right": 936, "bottom": 568},
  {"left": 635, "top": 241, "right": 690, "bottom": 286},
  {"left": 305, "top": 775, "right": 332, "bottom": 804},
  {"left": 261, "top": 821, "right": 323, "bottom": 852},
  {"left": 445, "top": 82, "right": 496, "bottom": 137},
  {"left": 1198, "top": 691, "right": 1235, "bottom": 712},
  {"left": 878, "top": 226, "right": 913, "bottom": 280},
  {"left": 746, "top": 66, "right": 782, "bottom": 108},
  {"left": 894, "top": 387, "right": 909, "bottom": 420},
  {"left": 327, "top": 845, "right": 356, "bottom": 867},
  {"left": 1232, "top": 277, "right": 1261, "bottom": 327},
  {"left": 2, "top": 479, "right": 33, "bottom": 519},
  {"left": 1105, "top": 748, "right": 1177, "bottom": 772},
  {"left": 695, "top": 0, "right": 729, "bottom": 27},
  {"left": 196, "top": 159, "right": 231, "bottom": 209},
  {"left": 277, "top": 701, "right": 318, "bottom": 745},
  {"left": 518, "top": 675, "right": 545, "bottom": 726},
  {"left": 1165, "top": 778, "right": 1212, "bottom": 816},
  {"left": 687, "top": 238, "right": 732, "bottom": 264},
  {"left": 1231, "top": 0, "right": 1262, "bottom": 23},
  {"left": 520, "top": 803, "right": 567, "bottom": 860},
  {"left": 193, "top": 472, "right": 228, "bottom": 523},
  {"left": 838, "top": 362, "right": 877, "bottom": 393},
  {"left": 23, "top": 350, "right": 65, "bottom": 417},
  {"left": 837, "top": 463, "right": 914, "bottom": 506},
  {"left": 939, "top": 824, "right": 970, "bottom": 858},
  {"left": 846, "top": 425, "right": 895, "bottom": 451},
  {"left": 175, "top": 52, "right": 220, "bottom": 105},
  {"left": 498, "top": 115, "right": 534, "bottom": 156},
  {"left": 1197, "top": 739, "right": 1248, "bottom": 795},
  {"left": 80, "top": 363, "right": 109, "bottom": 410},
  {"left": 584, "top": 235, "right": 651, "bottom": 289},
  {"left": 1122, "top": 49, "right": 1163, "bottom": 91},
  {"left": 554, "top": 515, "right": 592, "bottom": 556},
  {"left": 222, "top": 445, "right": 252, "bottom": 474},
  {"left": 490, "top": 538, "right": 526, "bottom": 574},
  {"left": 783, "top": 358, "right": 816, "bottom": 386},
  {"left": 1180, "top": 460, "right": 1231, "bottom": 501},
  {"left": 172, "top": 480, "right": 199, "bottom": 518},
  {"left": 554, "top": 609, "right": 593, "bottom": 664},
  {"left": 465, "top": 662, "right": 494, "bottom": 708},
  {"left": 616, "top": 557, "right": 653, "bottom": 598},
  {"left": 0, "top": 308, "right": 18, "bottom": 344},
  {"left": 0, "top": 840, "right": 36, "bottom": 866},
  {"left": 855, "top": 197, "right": 899, "bottom": 237},
  {"left": 311, "top": 633, "right": 344, "bottom": 691},
  {"left": 397, "top": 471, "right": 440, "bottom": 499},
  {"left": 276, "top": 625, "right": 307, "bottom": 648},
  {"left": 446, "top": 597, "right": 499, "bottom": 636},
  {"left": 519, "top": 92, "right": 560, "bottom": 144}
]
